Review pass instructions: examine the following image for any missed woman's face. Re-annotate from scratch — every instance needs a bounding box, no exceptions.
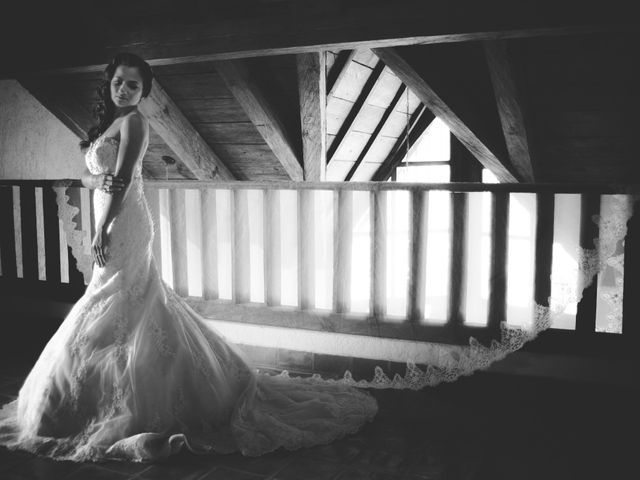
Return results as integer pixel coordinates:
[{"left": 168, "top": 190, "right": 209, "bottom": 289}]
[{"left": 110, "top": 65, "right": 145, "bottom": 108}]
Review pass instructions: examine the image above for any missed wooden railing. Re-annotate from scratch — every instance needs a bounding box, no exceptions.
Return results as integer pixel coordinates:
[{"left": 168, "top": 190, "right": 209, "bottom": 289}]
[{"left": 1, "top": 179, "right": 638, "bottom": 356}]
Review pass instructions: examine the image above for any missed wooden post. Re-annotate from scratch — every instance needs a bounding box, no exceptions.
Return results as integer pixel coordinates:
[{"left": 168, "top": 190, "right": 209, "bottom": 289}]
[
  {"left": 232, "top": 189, "right": 250, "bottom": 304},
  {"left": 297, "top": 52, "right": 327, "bottom": 181},
  {"left": 487, "top": 192, "right": 509, "bottom": 333},
  {"left": 370, "top": 189, "right": 387, "bottom": 319},
  {"left": 534, "top": 193, "right": 555, "bottom": 309},
  {"left": 169, "top": 188, "right": 189, "bottom": 296},
  {"left": 407, "top": 190, "right": 428, "bottom": 323},
  {"left": 575, "top": 194, "right": 600, "bottom": 334},
  {"left": 333, "top": 189, "right": 352, "bottom": 313},
  {"left": 19, "top": 185, "right": 38, "bottom": 281},
  {"left": 201, "top": 188, "right": 219, "bottom": 300},
  {"left": 264, "top": 189, "right": 281, "bottom": 306},
  {"left": 298, "top": 189, "right": 315, "bottom": 309},
  {"left": 448, "top": 192, "right": 468, "bottom": 329}
]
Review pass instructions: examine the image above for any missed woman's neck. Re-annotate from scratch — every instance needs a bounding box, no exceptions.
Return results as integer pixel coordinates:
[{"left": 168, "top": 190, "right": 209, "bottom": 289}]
[{"left": 114, "top": 105, "right": 138, "bottom": 118}]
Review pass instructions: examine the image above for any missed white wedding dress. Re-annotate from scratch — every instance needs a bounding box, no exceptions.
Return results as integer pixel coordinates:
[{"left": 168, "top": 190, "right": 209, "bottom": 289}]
[{"left": 0, "top": 136, "right": 377, "bottom": 462}]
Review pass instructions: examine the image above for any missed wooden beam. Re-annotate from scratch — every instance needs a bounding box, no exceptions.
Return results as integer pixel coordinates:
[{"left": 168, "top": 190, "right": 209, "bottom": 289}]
[
  {"left": 346, "top": 84, "right": 406, "bottom": 181},
  {"left": 371, "top": 104, "right": 434, "bottom": 181},
  {"left": 7, "top": 0, "right": 632, "bottom": 76},
  {"left": 373, "top": 47, "right": 517, "bottom": 182},
  {"left": 140, "top": 79, "right": 234, "bottom": 181},
  {"left": 484, "top": 40, "right": 536, "bottom": 182},
  {"left": 297, "top": 52, "right": 327, "bottom": 181},
  {"left": 18, "top": 77, "right": 93, "bottom": 141},
  {"left": 327, "top": 50, "right": 357, "bottom": 101},
  {"left": 215, "top": 60, "right": 304, "bottom": 181}
]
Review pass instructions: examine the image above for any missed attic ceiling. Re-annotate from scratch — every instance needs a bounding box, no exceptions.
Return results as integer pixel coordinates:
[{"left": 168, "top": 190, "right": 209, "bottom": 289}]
[{"left": 2, "top": 0, "right": 637, "bottom": 184}]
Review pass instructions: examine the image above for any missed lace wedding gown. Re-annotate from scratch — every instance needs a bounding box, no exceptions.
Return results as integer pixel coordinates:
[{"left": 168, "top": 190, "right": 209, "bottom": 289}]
[{"left": 0, "top": 136, "right": 377, "bottom": 462}]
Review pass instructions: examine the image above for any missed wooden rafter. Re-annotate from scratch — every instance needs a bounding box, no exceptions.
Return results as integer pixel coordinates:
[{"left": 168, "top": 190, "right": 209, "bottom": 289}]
[
  {"left": 372, "top": 104, "right": 435, "bottom": 181},
  {"left": 139, "top": 79, "right": 234, "bottom": 181},
  {"left": 214, "top": 60, "right": 304, "bottom": 181},
  {"left": 6, "top": 0, "right": 631, "bottom": 77},
  {"left": 373, "top": 47, "right": 517, "bottom": 182},
  {"left": 346, "top": 84, "right": 406, "bottom": 181},
  {"left": 18, "top": 77, "right": 94, "bottom": 141},
  {"left": 484, "top": 40, "right": 536, "bottom": 182},
  {"left": 297, "top": 52, "right": 327, "bottom": 181},
  {"left": 327, "top": 50, "right": 357, "bottom": 101},
  {"left": 327, "top": 61, "right": 386, "bottom": 172}
]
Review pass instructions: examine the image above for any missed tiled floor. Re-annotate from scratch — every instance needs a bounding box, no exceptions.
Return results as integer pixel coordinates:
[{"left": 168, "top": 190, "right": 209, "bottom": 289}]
[{"left": 0, "top": 358, "right": 637, "bottom": 480}]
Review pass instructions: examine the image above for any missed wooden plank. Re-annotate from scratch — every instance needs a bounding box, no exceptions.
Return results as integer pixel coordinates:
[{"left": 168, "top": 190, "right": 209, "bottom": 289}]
[
  {"left": 534, "top": 193, "right": 555, "bottom": 308},
  {"left": 483, "top": 40, "right": 536, "bottom": 182},
  {"left": 407, "top": 190, "right": 428, "bottom": 323},
  {"left": 297, "top": 52, "right": 327, "bottom": 181},
  {"left": 264, "top": 189, "right": 281, "bottom": 306},
  {"left": 201, "top": 188, "right": 218, "bottom": 300},
  {"left": 0, "top": 186, "right": 17, "bottom": 278},
  {"left": 42, "top": 186, "right": 61, "bottom": 284},
  {"left": 232, "top": 189, "right": 250, "bottom": 303},
  {"left": 487, "top": 192, "right": 510, "bottom": 333},
  {"left": 372, "top": 105, "right": 435, "bottom": 181},
  {"left": 327, "top": 50, "right": 357, "bottom": 99},
  {"left": 139, "top": 79, "right": 235, "bottom": 181},
  {"left": 14, "top": 0, "right": 631, "bottom": 76},
  {"left": 373, "top": 47, "right": 517, "bottom": 182},
  {"left": 327, "top": 62, "right": 385, "bottom": 172},
  {"left": 347, "top": 84, "right": 406, "bottom": 181},
  {"left": 214, "top": 60, "right": 303, "bottom": 181},
  {"left": 169, "top": 188, "right": 189, "bottom": 296},
  {"left": 575, "top": 193, "right": 600, "bottom": 334},
  {"left": 19, "top": 185, "right": 38, "bottom": 280},
  {"left": 333, "top": 190, "right": 353, "bottom": 313},
  {"left": 370, "top": 190, "right": 387, "bottom": 319},
  {"left": 298, "top": 190, "right": 314, "bottom": 310},
  {"left": 448, "top": 193, "right": 468, "bottom": 329}
]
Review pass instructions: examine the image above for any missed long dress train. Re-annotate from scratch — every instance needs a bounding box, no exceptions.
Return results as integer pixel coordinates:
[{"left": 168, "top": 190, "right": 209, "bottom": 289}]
[{"left": 0, "top": 136, "right": 378, "bottom": 462}]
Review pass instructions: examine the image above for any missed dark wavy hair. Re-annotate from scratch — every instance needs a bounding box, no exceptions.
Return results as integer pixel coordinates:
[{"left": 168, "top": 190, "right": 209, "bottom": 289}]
[{"left": 79, "top": 53, "right": 153, "bottom": 149}]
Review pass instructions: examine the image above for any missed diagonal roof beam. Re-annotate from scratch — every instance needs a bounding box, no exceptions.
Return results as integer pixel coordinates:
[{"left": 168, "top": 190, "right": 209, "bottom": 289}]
[
  {"left": 484, "top": 40, "right": 536, "bottom": 182},
  {"left": 327, "top": 61, "right": 386, "bottom": 172},
  {"left": 327, "top": 50, "right": 357, "bottom": 102},
  {"left": 373, "top": 47, "right": 517, "bottom": 182},
  {"left": 139, "top": 79, "right": 234, "bottom": 181},
  {"left": 214, "top": 59, "right": 304, "bottom": 181},
  {"left": 346, "top": 84, "right": 407, "bottom": 181}
]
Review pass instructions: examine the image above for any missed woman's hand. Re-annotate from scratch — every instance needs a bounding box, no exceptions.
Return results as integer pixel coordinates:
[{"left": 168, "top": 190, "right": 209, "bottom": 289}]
[
  {"left": 91, "top": 226, "right": 109, "bottom": 268},
  {"left": 93, "top": 173, "right": 125, "bottom": 194}
]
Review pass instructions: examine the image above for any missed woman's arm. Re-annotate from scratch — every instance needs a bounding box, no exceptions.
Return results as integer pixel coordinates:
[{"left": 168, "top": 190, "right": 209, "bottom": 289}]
[
  {"left": 95, "top": 113, "right": 148, "bottom": 232},
  {"left": 81, "top": 167, "right": 125, "bottom": 192},
  {"left": 91, "top": 113, "right": 148, "bottom": 267}
]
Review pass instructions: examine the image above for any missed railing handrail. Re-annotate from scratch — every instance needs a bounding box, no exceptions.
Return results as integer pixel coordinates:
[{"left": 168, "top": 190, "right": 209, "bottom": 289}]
[{"left": 2, "top": 179, "right": 640, "bottom": 194}]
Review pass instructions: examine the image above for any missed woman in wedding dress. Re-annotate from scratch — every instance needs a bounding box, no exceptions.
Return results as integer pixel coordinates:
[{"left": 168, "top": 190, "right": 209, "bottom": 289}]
[{"left": 0, "top": 53, "right": 377, "bottom": 463}]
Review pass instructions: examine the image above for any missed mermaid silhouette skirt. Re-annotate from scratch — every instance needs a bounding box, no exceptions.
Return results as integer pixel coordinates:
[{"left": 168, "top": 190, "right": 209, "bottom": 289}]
[{"left": 0, "top": 137, "right": 377, "bottom": 462}]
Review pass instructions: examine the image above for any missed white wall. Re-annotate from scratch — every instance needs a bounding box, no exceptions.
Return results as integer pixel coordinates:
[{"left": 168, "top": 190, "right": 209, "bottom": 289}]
[{"left": 0, "top": 79, "right": 85, "bottom": 179}]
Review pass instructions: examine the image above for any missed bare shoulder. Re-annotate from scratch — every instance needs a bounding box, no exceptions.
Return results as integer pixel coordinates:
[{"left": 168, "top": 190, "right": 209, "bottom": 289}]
[{"left": 121, "top": 111, "right": 149, "bottom": 135}]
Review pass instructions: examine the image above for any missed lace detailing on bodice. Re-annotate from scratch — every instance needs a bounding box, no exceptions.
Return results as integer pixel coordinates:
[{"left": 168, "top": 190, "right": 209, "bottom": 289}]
[{"left": 85, "top": 136, "right": 143, "bottom": 180}]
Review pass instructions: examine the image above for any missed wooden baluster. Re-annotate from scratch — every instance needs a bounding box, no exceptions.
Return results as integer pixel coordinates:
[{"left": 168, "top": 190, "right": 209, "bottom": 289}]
[
  {"left": 169, "top": 188, "right": 189, "bottom": 296},
  {"left": 333, "top": 189, "right": 352, "bottom": 314},
  {"left": 42, "top": 185, "right": 61, "bottom": 285},
  {"left": 576, "top": 193, "right": 600, "bottom": 334},
  {"left": 407, "top": 189, "right": 428, "bottom": 324},
  {"left": 19, "top": 185, "right": 38, "bottom": 281},
  {"left": 534, "top": 193, "right": 555, "bottom": 313},
  {"left": 448, "top": 192, "right": 468, "bottom": 331},
  {"left": 264, "top": 189, "right": 281, "bottom": 306},
  {"left": 0, "top": 186, "right": 17, "bottom": 279},
  {"left": 201, "top": 188, "right": 218, "bottom": 300},
  {"left": 34, "top": 187, "right": 46, "bottom": 280},
  {"left": 232, "top": 188, "right": 250, "bottom": 304},
  {"left": 370, "top": 189, "right": 386, "bottom": 320},
  {"left": 487, "top": 192, "right": 509, "bottom": 334},
  {"left": 298, "top": 189, "right": 315, "bottom": 310}
]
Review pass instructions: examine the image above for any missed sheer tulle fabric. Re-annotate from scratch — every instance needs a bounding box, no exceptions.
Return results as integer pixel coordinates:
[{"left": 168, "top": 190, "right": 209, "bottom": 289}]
[{"left": 0, "top": 137, "right": 377, "bottom": 462}]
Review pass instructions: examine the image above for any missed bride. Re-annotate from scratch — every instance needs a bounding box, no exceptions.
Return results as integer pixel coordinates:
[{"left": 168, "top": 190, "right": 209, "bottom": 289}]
[{"left": 0, "top": 53, "right": 377, "bottom": 462}]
